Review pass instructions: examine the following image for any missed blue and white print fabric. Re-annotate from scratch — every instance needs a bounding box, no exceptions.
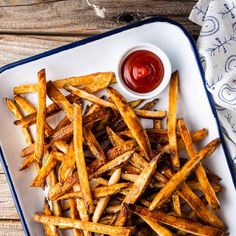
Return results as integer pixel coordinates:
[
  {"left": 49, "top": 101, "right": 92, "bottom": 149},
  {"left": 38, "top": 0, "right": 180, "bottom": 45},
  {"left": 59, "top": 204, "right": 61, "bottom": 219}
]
[{"left": 190, "top": 0, "right": 236, "bottom": 164}]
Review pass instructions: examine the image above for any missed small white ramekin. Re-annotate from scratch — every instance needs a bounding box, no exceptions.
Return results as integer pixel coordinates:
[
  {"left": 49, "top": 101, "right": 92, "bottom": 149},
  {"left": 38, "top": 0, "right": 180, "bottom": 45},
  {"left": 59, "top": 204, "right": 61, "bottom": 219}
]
[{"left": 116, "top": 43, "right": 172, "bottom": 99}]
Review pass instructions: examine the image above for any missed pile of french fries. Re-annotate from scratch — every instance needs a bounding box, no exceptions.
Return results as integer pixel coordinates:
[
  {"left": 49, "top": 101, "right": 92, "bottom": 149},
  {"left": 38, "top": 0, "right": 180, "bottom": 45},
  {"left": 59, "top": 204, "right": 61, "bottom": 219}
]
[{"left": 6, "top": 69, "right": 227, "bottom": 235}]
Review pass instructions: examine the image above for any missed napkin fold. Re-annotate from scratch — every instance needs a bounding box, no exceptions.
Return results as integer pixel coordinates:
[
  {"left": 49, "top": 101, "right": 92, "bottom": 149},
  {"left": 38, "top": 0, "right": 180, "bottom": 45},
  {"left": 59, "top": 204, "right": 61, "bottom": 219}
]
[{"left": 189, "top": 0, "right": 236, "bottom": 164}]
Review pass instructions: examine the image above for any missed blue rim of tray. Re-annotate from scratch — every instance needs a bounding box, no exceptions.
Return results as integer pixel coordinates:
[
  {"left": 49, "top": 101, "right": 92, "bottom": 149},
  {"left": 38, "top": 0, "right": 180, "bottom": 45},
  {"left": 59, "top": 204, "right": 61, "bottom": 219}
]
[{"left": 0, "top": 17, "right": 235, "bottom": 235}]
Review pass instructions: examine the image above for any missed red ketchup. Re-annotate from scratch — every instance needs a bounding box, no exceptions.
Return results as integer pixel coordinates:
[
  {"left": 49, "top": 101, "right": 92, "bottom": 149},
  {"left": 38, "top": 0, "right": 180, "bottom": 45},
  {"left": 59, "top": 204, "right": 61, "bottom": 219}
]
[{"left": 121, "top": 50, "right": 164, "bottom": 93}]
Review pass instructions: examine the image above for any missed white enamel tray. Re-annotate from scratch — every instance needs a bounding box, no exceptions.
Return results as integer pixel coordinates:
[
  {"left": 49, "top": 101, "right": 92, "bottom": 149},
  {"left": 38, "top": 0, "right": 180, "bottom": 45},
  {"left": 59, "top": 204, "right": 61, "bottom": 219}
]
[{"left": 0, "top": 18, "right": 235, "bottom": 235}]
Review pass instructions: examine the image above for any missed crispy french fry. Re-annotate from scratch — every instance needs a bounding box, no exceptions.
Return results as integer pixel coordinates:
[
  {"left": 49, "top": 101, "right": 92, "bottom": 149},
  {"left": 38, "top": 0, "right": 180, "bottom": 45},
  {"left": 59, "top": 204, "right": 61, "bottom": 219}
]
[
  {"left": 58, "top": 141, "right": 75, "bottom": 182},
  {"left": 178, "top": 118, "right": 220, "bottom": 209},
  {"left": 43, "top": 199, "right": 59, "bottom": 236},
  {"left": 34, "top": 214, "right": 133, "bottom": 236},
  {"left": 139, "top": 214, "right": 174, "bottom": 236},
  {"left": 90, "top": 150, "right": 134, "bottom": 178},
  {"left": 106, "top": 126, "right": 124, "bottom": 146},
  {"left": 14, "top": 72, "right": 116, "bottom": 94},
  {"left": 32, "top": 151, "right": 58, "bottom": 187},
  {"left": 47, "top": 81, "right": 74, "bottom": 121},
  {"left": 73, "top": 103, "right": 94, "bottom": 215},
  {"left": 84, "top": 127, "right": 106, "bottom": 174},
  {"left": 21, "top": 143, "right": 50, "bottom": 158},
  {"left": 107, "top": 87, "right": 151, "bottom": 160},
  {"left": 35, "top": 69, "right": 47, "bottom": 163},
  {"left": 172, "top": 194, "right": 181, "bottom": 216},
  {"left": 168, "top": 71, "right": 179, "bottom": 167},
  {"left": 69, "top": 199, "right": 84, "bottom": 236},
  {"left": 5, "top": 98, "right": 33, "bottom": 145},
  {"left": 14, "top": 94, "right": 54, "bottom": 136},
  {"left": 139, "top": 98, "right": 159, "bottom": 110},
  {"left": 53, "top": 140, "right": 69, "bottom": 154},
  {"left": 127, "top": 204, "right": 224, "bottom": 236},
  {"left": 19, "top": 153, "right": 35, "bottom": 170},
  {"left": 54, "top": 116, "right": 71, "bottom": 132},
  {"left": 149, "top": 138, "right": 220, "bottom": 210}
]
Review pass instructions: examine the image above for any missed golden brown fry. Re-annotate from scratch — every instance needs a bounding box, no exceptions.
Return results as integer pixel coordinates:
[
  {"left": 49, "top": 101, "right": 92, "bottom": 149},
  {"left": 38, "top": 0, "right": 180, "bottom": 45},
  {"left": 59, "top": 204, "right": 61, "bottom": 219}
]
[
  {"left": 13, "top": 72, "right": 115, "bottom": 94},
  {"left": 90, "top": 150, "right": 134, "bottom": 178},
  {"left": 54, "top": 116, "right": 71, "bottom": 132},
  {"left": 53, "top": 140, "right": 69, "bottom": 154},
  {"left": 187, "top": 181, "right": 222, "bottom": 193},
  {"left": 178, "top": 118, "right": 220, "bottom": 209},
  {"left": 107, "top": 87, "right": 151, "bottom": 160},
  {"left": 5, "top": 98, "right": 33, "bottom": 145},
  {"left": 139, "top": 215, "right": 174, "bottom": 236},
  {"left": 172, "top": 194, "right": 181, "bottom": 216},
  {"left": 35, "top": 69, "right": 47, "bottom": 163},
  {"left": 73, "top": 103, "right": 94, "bottom": 215},
  {"left": 149, "top": 138, "right": 220, "bottom": 210},
  {"left": 69, "top": 199, "right": 84, "bottom": 236},
  {"left": 168, "top": 71, "right": 179, "bottom": 167},
  {"left": 58, "top": 141, "right": 75, "bottom": 182},
  {"left": 19, "top": 153, "right": 35, "bottom": 170},
  {"left": 43, "top": 199, "right": 59, "bottom": 236},
  {"left": 127, "top": 204, "right": 225, "bottom": 236},
  {"left": 34, "top": 214, "right": 133, "bottom": 236},
  {"left": 106, "top": 126, "right": 124, "bottom": 146},
  {"left": 14, "top": 94, "right": 54, "bottom": 136},
  {"left": 139, "top": 98, "right": 159, "bottom": 110},
  {"left": 128, "top": 99, "right": 144, "bottom": 108},
  {"left": 32, "top": 151, "right": 58, "bottom": 187},
  {"left": 84, "top": 127, "right": 106, "bottom": 174},
  {"left": 47, "top": 81, "right": 74, "bottom": 121},
  {"left": 21, "top": 143, "right": 50, "bottom": 158},
  {"left": 134, "top": 110, "right": 166, "bottom": 119}
]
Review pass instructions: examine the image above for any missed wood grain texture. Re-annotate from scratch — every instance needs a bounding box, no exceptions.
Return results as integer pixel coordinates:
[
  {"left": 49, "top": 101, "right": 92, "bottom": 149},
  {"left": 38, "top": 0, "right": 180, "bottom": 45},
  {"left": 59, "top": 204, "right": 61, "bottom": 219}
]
[
  {"left": 0, "top": 0, "right": 200, "bottom": 36},
  {"left": 0, "top": 0, "right": 199, "bottom": 234}
]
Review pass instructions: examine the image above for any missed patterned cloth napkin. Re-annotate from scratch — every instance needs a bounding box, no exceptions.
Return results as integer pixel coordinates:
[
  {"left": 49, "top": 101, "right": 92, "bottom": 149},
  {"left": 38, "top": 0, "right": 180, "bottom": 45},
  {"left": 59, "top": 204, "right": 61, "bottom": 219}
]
[{"left": 189, "top": 0, "right": 236, "bottom": 165}]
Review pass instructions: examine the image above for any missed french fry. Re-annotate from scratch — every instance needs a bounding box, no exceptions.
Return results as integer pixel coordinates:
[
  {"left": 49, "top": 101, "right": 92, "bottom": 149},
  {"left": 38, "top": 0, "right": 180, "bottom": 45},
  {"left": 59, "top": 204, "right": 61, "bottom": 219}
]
[
  {"left": 14, "top": 94, "right": 54, "bottom": 136},
  {"left": 149, "top": 138, "right": 220, "bottom": 210},
  {"left": 83, "top": 127, "right": 106, "bottom": 174},
  {"left": 90, "top": 150, "right": 134, "bottom": 178},
  {"left": 172, "top": 194, "right": 181, "bottom": 216},
  {"left": 43, "top": 199, "right": 59, "bottom": 236},
  {"left": 5, "top": 98, "right": 33, "bottom": 145},
  {"left": 14, "top": 94, "right": 78, "bottom": 128},
  {"left": 32, "top": 151, "right": 58, "bottom": 187},
  {"left": 168, "top": 71, "right": 179, "bottom": 167},
  {"left": 14, "top": 72, "right": 116, "bottom": 94},
  {"left": 53, "top": 140, "right": 69, "bottom": 154},
  {"left": 47, "top": 81, "right": 74, "bottom": 121},
  {"left": 21, "top": 143, "right": 50, "bottom": 158},
  {"left": 34, "top": 69, "right": 47, "bottom": 163},
  {"left": 106, "top": 126, "right": 124, "bottom": 146},
  {"left": 107, "top": 87, "right": 151, "bottom": 160},
  {"left": 73, "top": 103, "right": 94, "bottom": 215},
  {"left": 19, "top": 153, "right": 35, "bottom": 170},
  {"left": 127, "top": 204, "right": 225, "bottom": 236},
  {"left": 178, "top": 118, "right": 220, "bottom": 209},
  {"left": 58, "top": 141, "right": 75, "bottom": 182},
  {"left": 139, "top": 214, "right": 174, "bottom": 236},
  {"left": 68, "top": 199, "right": 84, "bottom": 236},
  {"left": 34, "top": 214, "right": 133, "bottom": 236},
  {"left": 54, "top": 116, "right": 71, "bottom": 132},
  {"left": 139, "top": 98, "right": 159, "bottom": 110}
]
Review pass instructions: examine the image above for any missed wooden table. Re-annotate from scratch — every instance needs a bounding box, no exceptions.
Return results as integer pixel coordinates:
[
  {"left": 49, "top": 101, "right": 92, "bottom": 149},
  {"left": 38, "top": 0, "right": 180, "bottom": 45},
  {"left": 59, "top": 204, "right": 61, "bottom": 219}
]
[{"left": 0, "top": 1, "right": 200, "bottom": 234}]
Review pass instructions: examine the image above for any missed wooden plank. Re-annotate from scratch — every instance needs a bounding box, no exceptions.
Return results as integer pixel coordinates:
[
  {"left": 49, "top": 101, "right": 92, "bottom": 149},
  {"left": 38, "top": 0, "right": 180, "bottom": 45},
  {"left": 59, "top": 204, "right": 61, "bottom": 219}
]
[
  {"left": 0, "top": 220, "right": 23, "bottom": 235},
  {"left": 0, "top": 174, "right": 20, "bottom": 219},
  {"left": 0, "top": 0, "right": 200, "bottom": 37},
  {"left": 0, "top": 35, "right": 84, "bottom": 66}
]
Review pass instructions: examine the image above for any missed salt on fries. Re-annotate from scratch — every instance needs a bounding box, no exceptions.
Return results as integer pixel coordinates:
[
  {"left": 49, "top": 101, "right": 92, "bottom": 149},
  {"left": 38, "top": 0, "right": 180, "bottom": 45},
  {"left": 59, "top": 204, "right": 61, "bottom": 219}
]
[{"left": 5, "top": 70, "right": 227, "bottom": 235}]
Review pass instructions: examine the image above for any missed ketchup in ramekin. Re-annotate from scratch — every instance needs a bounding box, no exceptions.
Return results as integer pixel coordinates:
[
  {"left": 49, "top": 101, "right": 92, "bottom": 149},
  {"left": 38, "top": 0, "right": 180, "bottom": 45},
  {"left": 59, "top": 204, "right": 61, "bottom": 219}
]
[{"left": 121, "top": 50, "right": 164, "bottom": 93}]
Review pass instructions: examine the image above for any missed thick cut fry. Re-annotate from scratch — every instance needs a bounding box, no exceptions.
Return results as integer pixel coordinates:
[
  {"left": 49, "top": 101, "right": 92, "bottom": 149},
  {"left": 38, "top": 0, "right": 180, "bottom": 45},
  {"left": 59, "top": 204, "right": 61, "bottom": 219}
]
[
  {"left": 168, "top": 71, "right": 179, "bottom": 167},
  {"left": 149, "top": 138, "right": 220, "bottom": 210},
  {"left": 47, "top": 81, "right": 74, "bottom": 121},
  {"left": 107, "top": 87, "right": 151, "bottom": 160},
  {"left": 50, "top": 108, "right": 109, "bottom": 143},
  {"left": 32, "top": 151, "right": 58, "bottom": 187},
  {"left": 5, "top": 98, "right": 33, "bottom": 145},
  {"left": 43, "top": 199, "right": 59, "bottom": 236},
  {"left": 139, "top": 215, "right": 174, "bottom": 236},
  {"left": 127, "top": 204, "right": 225, "bottom": 236},
  {"left": 90, "top": 150, "right": 134, "bottom": 178},
  {"left": 13, "top": 72, "right": 115, "bottom": 94},
  {"left": 58, "top": 183, "right": 130, "bottom": 200},
  {"left": 14, "top": 94, "right": 54, "bottom": 136},
  {"left": 69, "top": 199, "right": 84, "bottom": 236},
  {"left": 35, "top": 69, "right": 47, "bottom": 163},
  {"left": 34, "top": 214, "right": 133, "bottom": 236},
  {"left": 14, "top": 94, "right": 78, "bottom": 128},
  {"left": 178, "top": 118, "right": 220, "bottom": 209},
  {"left": 83, "top": 127, "right": 106, "bottom": 174},
  {"left": 73, "top": 103, "right": 94, "bottom": 215},
  {"left": 48, "top": 172, "right": 78, "bottom": 200},
  {"left": 59, "top": 141, "right": 75, "bottom": 182},
  {"left": 92, "top": 168, "right": 122, "bottom": 223}
]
